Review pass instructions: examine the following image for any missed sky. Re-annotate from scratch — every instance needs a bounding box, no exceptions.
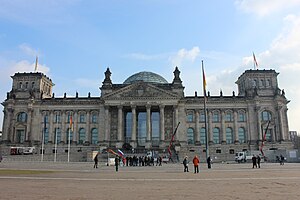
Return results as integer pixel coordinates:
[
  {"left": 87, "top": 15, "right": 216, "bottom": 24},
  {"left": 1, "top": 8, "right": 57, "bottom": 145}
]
[{"left": 1, "top": 0, "right": 300, "bottom": 133}]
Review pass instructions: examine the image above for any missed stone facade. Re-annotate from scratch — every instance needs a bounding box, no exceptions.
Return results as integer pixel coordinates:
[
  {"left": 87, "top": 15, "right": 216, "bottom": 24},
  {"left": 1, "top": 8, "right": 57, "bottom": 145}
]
[{"left": 0, "top": 67, "right": 294, "bottom": 161}]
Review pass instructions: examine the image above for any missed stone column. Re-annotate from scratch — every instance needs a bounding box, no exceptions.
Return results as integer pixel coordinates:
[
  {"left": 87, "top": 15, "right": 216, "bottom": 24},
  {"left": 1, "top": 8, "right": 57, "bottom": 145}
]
[
  {"left": 221, "top": 110, "right": 226, "bottom": 144},
  {"left": 49, "top": 111, "right": 54, "bottom": 143},
  {"left": 2, "top": 109, "right": 9, "bottom": 142},
  {"left": 86, "top": 111, "right": 90, "bottom": 143},
  {"left": 257, "top": 111, "right": 262, "bottom": 141},
  {"left": 2, "top": 108, "right": 13, "bottom": 142},
  {"left": 146, "top": 105, "right": 151, "bottom": 142},
  {"left": 61, "top": 111, "right": 66, "bottom": 143},
  {"left": 118, "top": 106, "right": 123, "bottom": 142},
  {"left": 131, "top": 105, "right": 137, "bottom": 145},
  {"left": 208, "top": 110, "right": 213, "bottom": 143},
  {"left": 159, "top": 105, "right": 165, "bottom": 141},
  {"left": 195, "top": 109, "right": 200, "bottom": 144},
  {"left": 26, "top": 107, "right": 33, "bottom": 142},
  {"left": 233, "top": 110, "right": 239, "bottom": 143},
  {"left": 174, "top": 105, "right": 179, "bottom": 140},
  {"left": 73, "top": 111, "right": 78, "bottom": 142},
  {"left": 104, "top": 106, "right": 110, "bottom": 142},
  {"left": 277, "top": 107, "right": 283, "bottom": 141}
]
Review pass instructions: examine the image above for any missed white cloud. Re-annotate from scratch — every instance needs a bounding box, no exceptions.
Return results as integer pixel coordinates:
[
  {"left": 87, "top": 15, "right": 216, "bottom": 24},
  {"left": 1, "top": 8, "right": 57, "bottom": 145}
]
[
  {"left": 239, "top": 13, "right": 300, "bottom": 132},
  {"left": 19, "top": 43, "right": 40, "bottom": 57},
  {"left": 0, "top": 59, "right": 50, "bottom": 82},
  {"left": 169, "top": 46, "right": 200, "bottom": 67},
  {"left": 235, "top": 0, "right": 300, "bottom": 16}
]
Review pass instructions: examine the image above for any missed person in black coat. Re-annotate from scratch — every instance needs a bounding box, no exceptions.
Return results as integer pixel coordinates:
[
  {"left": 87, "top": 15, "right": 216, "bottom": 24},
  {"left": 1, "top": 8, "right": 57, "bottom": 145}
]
[
  {"left": 183, "top": 156, "right": 189, "bottom": 172},
  {"left": 115, "top": 156, "right": 120, "bottom": 172},
  {"left": 252, "top": 155, "right": 257, "bottom": 168},
  {"left": 207, "top": 156, "right": 211, "bottom": 169},
  {"left": 257, "top": 155, "right": 261, "bottom": 168},
  {"left": 93, "top": 153, "right": 99, "bottom": 168}
]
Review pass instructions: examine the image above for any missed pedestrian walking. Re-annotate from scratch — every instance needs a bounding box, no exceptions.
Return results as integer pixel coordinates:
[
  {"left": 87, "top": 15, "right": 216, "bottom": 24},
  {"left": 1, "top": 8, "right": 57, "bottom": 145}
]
[
  {"left": 115, "top": 156, "right": 120, "bottom": 172},
  {"left": 252, "top": 155, "right": 257, "bottom": 168},
  {"left": 93, "top": 152, "right": 99, "bottom": 168},
  {"left": 183, "top": 156, "right": 189, "bottom": 172},
  {"left": 192, "top": 155, "right": 200, "bottom": 173},
  {"left": 280, "top": 155, "right": 285, "bottom": 165},
  {"left": 207, "top": 156, "right": 211, "bottom": 169},
  {"left": 257, "top": 155, "right": 261, "bottom": 168}
]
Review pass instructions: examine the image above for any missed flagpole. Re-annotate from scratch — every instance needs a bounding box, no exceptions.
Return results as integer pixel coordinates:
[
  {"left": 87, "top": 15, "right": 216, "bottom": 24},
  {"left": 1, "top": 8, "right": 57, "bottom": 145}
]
[
  {"left": 41, "top": 116, "right": 46, "bottom": 162},
  {"left": 68, "top": 115, "right": 72, "bottom": 163},
  {"left": 202, "top": 60, "right": 209, "bottom": 162},
  {"left": 35, "top": 56, "right": 38, "bottom": 72},
  {"left": 68, "top": 128, "right": 70, "bottom": 162},
  {"left": 54, "top": 115, "right": 58, "bottom": 162}
]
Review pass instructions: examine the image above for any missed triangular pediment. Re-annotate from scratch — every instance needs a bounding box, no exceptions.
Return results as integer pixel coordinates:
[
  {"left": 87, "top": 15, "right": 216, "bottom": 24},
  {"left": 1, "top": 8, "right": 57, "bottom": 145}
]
[{"left": 102, "top": 82, "right": 180, "bottom": 100}]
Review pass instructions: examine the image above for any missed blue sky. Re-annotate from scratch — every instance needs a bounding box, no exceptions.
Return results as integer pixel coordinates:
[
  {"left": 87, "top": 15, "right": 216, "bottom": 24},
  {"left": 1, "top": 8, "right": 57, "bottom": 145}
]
[{"left": 1, "top": 0, "right": 300, "bottom": 133}]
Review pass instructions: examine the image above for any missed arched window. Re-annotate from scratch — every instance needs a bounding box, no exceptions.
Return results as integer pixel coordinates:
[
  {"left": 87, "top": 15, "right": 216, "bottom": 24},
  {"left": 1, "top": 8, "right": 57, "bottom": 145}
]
[
  {"left": 225, "top": 111, "right": 233, "bottom": 122},
  {"left": 226, "top": 127, "right": 233, "bottom": 144},
  {"left": 19, "top": 82, "right": 22, "bottom": 89},
  {"left": 212, "top": 111, "right": 220, "bottom": 122},
  {"left": 238, "top": 127, "right": 246, "bottom": 143},
  {"left": 200, "top": 128, "right": 206, "bottom": 145},
  {"left": 187, "top": 128, "right": 194, "bottom": 144},
  {"left": 199, "top": 111, "right": 205, "bottom": 122},
  {"left": 91, "top": 113, "right": 98, "bottom": 123},
  {"left": 79, "top": 113, "right": 86, "bottom": 123},
  {"left": 238, "top": 111, "right": 246, "bottom": 122},
  {"left": 266, "top": 79, "right": 270, "bottom": 87},
  {"left": 187, "top": 112, "right": 194, "bottom": 122},
  {"left": 66, "top": 128, "right": 73, "bottom": 143},
  {"left": 54, "top": 128, "right": 61, "bottom": 143},
  {"left": 91, "top": 128, "right": 98, "bottom": 144},
  {"left": 17, "top": 112, "right": 27, "bottom": 122},
  {"left": 213, "top": 128, "right": 220, "bottom": 144},
  {"left": 78, "top": 128, "right": 86, "bottom": 144},
  {"left": 261, "top": 111, "right": 272, "bottom": 121}
]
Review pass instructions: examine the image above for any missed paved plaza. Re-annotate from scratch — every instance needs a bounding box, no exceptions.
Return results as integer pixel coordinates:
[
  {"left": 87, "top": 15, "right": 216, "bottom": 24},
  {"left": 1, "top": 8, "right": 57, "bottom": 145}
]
[{"left": 0, "top": 161, "right": 300, "bottom": 200}]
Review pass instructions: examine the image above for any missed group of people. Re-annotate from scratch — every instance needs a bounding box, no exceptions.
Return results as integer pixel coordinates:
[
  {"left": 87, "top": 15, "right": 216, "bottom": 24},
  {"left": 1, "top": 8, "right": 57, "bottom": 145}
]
[
  {"left": 183, "top": 155, "right": 212, "bottom": 173},
  {"left": 251, "top": 155, "right": 261, "bottom": 168},
  {"left": 124, "top": 155, "right": 163, "bottom": 167},
  {"left": 93, "top": 153, "right": 165, "bottom": 171}
]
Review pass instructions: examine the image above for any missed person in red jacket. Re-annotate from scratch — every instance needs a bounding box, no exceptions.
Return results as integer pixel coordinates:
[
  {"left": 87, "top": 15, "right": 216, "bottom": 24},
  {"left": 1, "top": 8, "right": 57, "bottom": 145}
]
[{"left": 193, "top": 155, "right": 200, "bottom": 173}]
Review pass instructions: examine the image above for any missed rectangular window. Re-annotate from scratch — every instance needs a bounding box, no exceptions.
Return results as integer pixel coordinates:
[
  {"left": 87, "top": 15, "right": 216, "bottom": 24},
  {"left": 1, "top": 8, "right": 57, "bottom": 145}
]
[
  {"left": 54, "top": 114, "right": 61, "bottom": 123},
  {"left": 91, "top": 114, "right": 97, "bottom": 123},
  {"left": 200, "top": 112, "right": 205, "bottom": 122},
  {"left": 212, "top": 113, "right": 219, "bottom": 122},
  {"left": 125, "top": 112, "right": 132, "bottom": 143},
  {"left": 79, "top": 114, "right": 86, "bottom": 123},
  {"left": 238, "top": 113, "right": 245, "bottom": 122},
  {"left": 187, "top": 113, "right": 194, "bottom": 122}
]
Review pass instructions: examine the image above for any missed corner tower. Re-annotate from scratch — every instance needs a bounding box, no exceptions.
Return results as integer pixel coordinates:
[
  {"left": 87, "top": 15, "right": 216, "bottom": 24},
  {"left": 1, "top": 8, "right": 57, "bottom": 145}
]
[{"left": 8, "top": 72, "right": 54, "bottom": 100}]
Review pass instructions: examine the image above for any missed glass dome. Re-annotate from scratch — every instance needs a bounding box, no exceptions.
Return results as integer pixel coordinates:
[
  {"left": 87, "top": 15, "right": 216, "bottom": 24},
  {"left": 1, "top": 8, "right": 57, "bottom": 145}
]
[{"left": 123, "top": 71, "right": 168, "bottom": 84}]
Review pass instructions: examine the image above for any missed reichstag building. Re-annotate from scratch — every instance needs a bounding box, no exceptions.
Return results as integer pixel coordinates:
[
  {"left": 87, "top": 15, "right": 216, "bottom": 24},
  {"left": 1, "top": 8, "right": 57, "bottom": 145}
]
[{"left": 1, "top": 67, "right": 293, "bottom": 161}]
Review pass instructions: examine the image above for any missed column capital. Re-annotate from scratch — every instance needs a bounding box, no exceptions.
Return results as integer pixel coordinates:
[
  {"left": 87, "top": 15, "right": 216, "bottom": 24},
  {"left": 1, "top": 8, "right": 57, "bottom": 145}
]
[
  {"left": 131, "top": 105, "right": 137, "bottom": 109},
  {"left": 159, "top": 105, "right": 165, "bottom": 109},
  {"left": 117, "top": 105, "right": 123, "bottom": 109},
  {"left": 146, "top": 104, "right": 151, "bottom": 109}
]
